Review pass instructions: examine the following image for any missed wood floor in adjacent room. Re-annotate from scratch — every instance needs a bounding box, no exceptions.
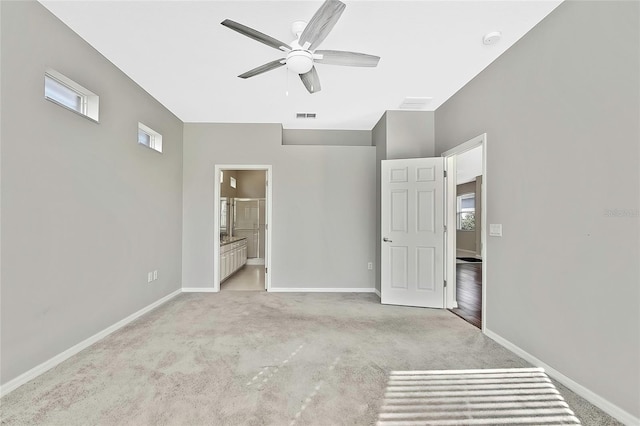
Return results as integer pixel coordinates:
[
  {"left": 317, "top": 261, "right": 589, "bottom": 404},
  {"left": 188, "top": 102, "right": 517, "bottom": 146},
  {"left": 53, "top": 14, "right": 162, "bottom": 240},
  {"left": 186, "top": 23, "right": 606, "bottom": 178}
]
[{"left": 450, "top": 262, "right": 482, "bottom": 328}]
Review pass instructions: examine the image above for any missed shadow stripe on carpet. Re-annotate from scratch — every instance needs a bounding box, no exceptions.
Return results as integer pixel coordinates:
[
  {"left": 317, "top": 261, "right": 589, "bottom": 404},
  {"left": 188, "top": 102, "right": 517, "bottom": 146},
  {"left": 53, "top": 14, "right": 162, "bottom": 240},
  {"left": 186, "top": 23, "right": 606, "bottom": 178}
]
[{"left": 377, "top": 368, "right": 580, "bottom": 425}]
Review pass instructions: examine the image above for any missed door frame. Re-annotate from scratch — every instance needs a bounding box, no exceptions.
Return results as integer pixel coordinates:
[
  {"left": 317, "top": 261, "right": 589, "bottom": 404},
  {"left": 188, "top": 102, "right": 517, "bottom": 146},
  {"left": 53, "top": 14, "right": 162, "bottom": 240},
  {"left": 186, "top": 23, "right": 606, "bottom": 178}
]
[
  {"left": 442, "top": 134, "right": 487, "bottom": 332},
  {"left": 213, "top": 165, "right": 272, "bottom": 292}
]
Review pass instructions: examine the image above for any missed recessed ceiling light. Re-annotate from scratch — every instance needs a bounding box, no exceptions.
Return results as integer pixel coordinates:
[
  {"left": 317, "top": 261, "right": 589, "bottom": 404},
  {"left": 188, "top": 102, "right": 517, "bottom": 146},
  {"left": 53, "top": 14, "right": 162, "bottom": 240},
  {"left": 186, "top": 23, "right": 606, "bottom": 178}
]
[{"left": 483, "top": 31, "right": 502, "bottom": 45}]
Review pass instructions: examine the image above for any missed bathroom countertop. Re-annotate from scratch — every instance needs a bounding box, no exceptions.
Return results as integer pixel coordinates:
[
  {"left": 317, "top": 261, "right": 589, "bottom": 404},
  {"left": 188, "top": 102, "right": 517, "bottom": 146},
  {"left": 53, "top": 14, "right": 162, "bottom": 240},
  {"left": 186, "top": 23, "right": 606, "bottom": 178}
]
[{"left": 220, "top": 236, "right": 247, "bottom": 246}]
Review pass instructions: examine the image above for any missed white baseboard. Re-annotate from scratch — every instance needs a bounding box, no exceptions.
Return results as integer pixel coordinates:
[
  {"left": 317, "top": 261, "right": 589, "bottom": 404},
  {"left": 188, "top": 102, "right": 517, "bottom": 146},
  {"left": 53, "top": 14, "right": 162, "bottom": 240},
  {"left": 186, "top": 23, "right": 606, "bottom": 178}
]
[
  {"left": 0, "top": 289, "right": 182, "bottom": 398},
  {"left": 485, "top": 328, "right": 639, "bottom": 426},
  {"left": 181, "top": 287, "right": 217, "bottom": 293},
  {"left": 246, "top": 258, "right": 265, "bottom": 266},
  {"left": 269, "top": 287, "right": 377, "bottom": 293},
  {"left": 374, "top": 288, "right": 381, "bottom": 298}
]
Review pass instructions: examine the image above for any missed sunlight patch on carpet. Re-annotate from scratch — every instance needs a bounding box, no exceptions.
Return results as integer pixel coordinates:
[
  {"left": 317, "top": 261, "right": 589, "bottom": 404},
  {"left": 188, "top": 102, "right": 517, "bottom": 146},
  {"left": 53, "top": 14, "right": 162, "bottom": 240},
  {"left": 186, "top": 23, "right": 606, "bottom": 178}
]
[{"left": 377, "top": 368, "right": 580, "bottom": 425}]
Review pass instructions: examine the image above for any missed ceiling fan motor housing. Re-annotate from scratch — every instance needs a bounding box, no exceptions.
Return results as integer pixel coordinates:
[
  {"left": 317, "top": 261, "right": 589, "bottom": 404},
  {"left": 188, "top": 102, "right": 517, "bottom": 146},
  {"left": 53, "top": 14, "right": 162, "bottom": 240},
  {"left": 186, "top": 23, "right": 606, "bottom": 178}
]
[{"left": 287, "top": 50, "right": 314, "bottom": 74}]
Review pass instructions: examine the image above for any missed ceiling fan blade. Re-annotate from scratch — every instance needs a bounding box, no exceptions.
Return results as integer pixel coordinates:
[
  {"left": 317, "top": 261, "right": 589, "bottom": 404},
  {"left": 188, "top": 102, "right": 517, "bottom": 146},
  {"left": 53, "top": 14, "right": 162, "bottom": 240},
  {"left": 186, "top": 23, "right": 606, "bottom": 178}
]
[
  {"left": 298, "top": 0, "right": 346, "bottom": 51},
  {"left": 299, "top": 66, "right": 321, "bottom": 94},
  {"left": 238, "top": 59, "right": 286, "bottom": 79},
  {"left": 314, "top": 50, "right": 380, "bottom": 67},
  {"left": 221, "top": 19, "right": 291, "bottom": 52}
]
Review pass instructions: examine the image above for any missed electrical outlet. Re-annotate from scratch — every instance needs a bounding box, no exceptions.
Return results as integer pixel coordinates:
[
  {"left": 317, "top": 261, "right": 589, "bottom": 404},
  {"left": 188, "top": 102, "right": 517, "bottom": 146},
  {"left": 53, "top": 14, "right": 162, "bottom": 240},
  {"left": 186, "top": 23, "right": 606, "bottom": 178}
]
[
  {"left": 147, "top": 272, "right": 153, "bottom": 283},
  {"left": 153, "top": 270, "right": 158, "bottom": 280},
  {"left": 367, "top": 262, "right": 373, "bottom": 270}
]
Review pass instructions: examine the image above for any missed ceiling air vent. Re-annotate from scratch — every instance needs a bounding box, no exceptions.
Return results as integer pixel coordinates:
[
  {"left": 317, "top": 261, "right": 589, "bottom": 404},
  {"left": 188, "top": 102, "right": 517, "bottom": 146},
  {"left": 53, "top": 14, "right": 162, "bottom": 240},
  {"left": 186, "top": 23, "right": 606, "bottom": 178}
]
[
  {"left": 296, "top": 112, "right": 317, "bottom": 119},
  {"left": 398, "top": 97, "right": 433, "bottom": 110}
]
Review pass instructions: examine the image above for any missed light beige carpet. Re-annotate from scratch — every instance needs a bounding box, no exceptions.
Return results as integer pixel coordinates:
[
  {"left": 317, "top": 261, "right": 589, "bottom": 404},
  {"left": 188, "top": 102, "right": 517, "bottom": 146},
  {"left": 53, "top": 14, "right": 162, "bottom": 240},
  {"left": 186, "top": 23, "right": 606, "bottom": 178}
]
[{"left": 0, "top": 292, "right": 621, "bottom": 425}]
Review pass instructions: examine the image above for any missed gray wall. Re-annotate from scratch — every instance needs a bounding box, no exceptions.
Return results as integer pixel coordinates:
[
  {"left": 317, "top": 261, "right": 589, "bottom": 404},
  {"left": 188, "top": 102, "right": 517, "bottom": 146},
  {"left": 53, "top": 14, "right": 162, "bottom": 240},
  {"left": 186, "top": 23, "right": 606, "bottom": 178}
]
[
  {"left": 385, "top": 111, "right": 435, "bottom": 159},
  {"left": 373, "top": 113, "right": 387, "bottom": 293},
  {"left": 0, "top": 1, "right": 183, "bottom": 385},
  {"left": 282, "top": 129, "right": 372, "bottom": 146},
  {"left": 182, "top": 123, "right": 376, "bottom": 290},
  {"left": 435, "top": 1, "right": 639, "bottom": 417},
  {"left": 236, "top": 170, "right": 266, "bottom": 199},
  {"left": 220, "top": 170, "right": 238, "bottom": 198}
]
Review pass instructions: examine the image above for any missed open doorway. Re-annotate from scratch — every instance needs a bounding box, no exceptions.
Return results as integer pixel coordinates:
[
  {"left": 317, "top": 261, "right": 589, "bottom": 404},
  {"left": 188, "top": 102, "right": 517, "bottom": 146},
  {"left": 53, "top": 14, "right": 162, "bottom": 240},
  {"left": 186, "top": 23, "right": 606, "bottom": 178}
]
[
  {"left": 214, "top": 165, "right": 272, "bottom": 292},
  {"left": 443, "top": 135, "right": 486, "bottom": 330}
]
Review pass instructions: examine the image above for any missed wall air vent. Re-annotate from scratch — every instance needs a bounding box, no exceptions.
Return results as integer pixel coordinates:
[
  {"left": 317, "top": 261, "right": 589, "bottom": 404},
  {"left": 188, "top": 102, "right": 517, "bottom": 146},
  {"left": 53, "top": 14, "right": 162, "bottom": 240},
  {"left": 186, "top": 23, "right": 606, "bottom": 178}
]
[
  {"left": 296, "top": 113, "right": 317, "bottom": 119},
  {"left": 398, "top": 97, "right": 433, "bottom": 110}
]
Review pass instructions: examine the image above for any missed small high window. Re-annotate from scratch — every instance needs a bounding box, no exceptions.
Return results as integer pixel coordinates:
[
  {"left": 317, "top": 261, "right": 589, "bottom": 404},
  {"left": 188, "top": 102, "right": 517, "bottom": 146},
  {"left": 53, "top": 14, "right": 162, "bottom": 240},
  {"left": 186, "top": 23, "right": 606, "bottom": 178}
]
[
  {"left": 137, "top": 123, "right": 163, "bottom": 153},
  {"left": 44, "top": 69, "right": 99, "bottom": 121}
]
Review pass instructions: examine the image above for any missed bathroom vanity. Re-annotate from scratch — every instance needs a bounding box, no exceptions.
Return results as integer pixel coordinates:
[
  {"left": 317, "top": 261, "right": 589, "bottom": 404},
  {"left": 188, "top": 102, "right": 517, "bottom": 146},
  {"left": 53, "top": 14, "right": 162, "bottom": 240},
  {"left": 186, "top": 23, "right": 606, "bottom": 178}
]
[{"left": 220, "top": 236, "right": 247, "bottom": 282}]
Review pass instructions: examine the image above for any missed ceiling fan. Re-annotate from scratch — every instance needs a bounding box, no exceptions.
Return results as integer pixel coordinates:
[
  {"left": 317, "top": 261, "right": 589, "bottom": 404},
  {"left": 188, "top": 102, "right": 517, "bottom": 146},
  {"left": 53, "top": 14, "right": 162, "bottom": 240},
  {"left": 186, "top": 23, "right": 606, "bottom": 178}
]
[{"left": 221, "top": 0, "right": 380, "bottom": 94}]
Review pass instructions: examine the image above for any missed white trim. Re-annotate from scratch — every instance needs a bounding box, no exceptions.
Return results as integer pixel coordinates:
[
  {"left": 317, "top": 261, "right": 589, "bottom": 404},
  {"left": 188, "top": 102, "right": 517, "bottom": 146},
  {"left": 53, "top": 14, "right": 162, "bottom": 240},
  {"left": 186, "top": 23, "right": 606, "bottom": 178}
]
[
  {"left": 374, "top": 288, "right": 381, "bottom": 298},
  {"left": 214, "top": 165, "right": 272, "bottom": 293},
  {"left": 137, "top": 122, "right": 163, "bottom": 153},
  {"left": 444, "top": 154, "right": 457, "bottom": 310},
  {"left": 485, "top": 328, "right": 639, "bottom": 426},
  {"left": 442, "top": 133, "right": 487, "bottom": 333},
  {"left": 0, "top": 289, "right": 181, "bottom": 397},
  {"left": 269, "top": 287, "right": 378, "bottom": 293},
  {"left": 246, "top": 258, "right": 265, "bottom": 266},
  {"left": 44, "top": 68, "right": 99, "bottom": 122},
  {"left": 181, "top": 287, "right": 218, "bottom": 293},
  {"left": 441, "top": 134, "right": 485, "bottom": 157}
]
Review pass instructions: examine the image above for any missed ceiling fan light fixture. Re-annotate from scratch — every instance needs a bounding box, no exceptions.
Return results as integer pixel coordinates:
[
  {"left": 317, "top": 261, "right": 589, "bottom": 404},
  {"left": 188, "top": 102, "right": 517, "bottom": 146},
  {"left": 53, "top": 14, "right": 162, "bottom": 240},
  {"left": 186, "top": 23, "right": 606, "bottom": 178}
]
[{"left": 287, "top": 50, "right": 313, "bottom": 74}]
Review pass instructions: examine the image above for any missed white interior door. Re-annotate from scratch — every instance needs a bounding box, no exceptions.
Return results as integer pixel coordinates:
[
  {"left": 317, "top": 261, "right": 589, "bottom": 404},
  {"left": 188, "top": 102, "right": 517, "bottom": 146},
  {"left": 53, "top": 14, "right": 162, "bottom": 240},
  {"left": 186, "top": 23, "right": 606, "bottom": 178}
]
[{"left": 381, "top": 158, "right": 445, "bottom": 308}]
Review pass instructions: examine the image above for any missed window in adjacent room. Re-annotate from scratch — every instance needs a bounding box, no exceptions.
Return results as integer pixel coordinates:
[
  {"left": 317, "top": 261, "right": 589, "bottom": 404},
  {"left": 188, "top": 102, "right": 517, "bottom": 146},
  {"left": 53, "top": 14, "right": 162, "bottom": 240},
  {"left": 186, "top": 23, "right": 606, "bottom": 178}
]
[
  {"left": 137, "top": 122, "right": 163, "bottom": 153},
  {"left": 44, "top": 69, "right": 99, "bottom": 121},
  {"left": 457, "top": 193, "right": 475, "bottom": 231}
]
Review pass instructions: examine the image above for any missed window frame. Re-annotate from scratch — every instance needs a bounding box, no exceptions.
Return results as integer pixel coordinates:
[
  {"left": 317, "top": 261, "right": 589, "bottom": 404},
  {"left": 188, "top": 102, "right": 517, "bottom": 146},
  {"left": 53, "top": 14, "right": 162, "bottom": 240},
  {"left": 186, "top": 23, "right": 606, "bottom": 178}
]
[
  {"left": 44, "top": 68, "right": 99, "bottom": 122},
  {"left": 137, "top": 122, "right": 163, "bottom": 153},
  {"left": 456, "top": 193, "right": 476, "bottom": 231}
]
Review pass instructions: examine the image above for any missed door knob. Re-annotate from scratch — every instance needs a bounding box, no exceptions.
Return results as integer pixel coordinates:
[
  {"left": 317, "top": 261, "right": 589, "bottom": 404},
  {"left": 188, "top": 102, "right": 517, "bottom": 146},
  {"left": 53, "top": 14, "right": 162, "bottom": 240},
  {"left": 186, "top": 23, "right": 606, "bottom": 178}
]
[{"left": 383, "top": 237, "right": 392, "bottom": 242}]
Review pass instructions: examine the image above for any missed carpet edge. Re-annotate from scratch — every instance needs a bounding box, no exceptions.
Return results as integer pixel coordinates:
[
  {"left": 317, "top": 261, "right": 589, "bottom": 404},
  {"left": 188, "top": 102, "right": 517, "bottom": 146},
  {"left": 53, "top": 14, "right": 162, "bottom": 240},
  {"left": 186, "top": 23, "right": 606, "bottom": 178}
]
[
  {"left": 0, "top": 288, "right": 182, "bottom": 398},
  {"left": 485, "top": 328, "right": 639, "bottom": 425}
]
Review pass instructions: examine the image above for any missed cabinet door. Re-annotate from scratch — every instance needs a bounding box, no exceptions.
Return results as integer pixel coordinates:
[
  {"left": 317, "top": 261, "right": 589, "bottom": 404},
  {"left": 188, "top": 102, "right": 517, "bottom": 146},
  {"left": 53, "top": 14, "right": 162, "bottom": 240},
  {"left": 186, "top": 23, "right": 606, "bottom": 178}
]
[
  {"left": 220, "top": 253, "right": 227, "bottom": 279},
  {"left": 231, "top": 251, "right": 237, "bottom": 274}
]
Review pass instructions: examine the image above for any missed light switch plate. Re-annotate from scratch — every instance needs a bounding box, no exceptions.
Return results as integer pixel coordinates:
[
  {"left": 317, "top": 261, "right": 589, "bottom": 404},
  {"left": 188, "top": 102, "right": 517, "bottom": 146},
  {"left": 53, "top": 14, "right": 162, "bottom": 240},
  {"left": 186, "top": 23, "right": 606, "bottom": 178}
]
[
  {"left": 153, "top": 270, "right": 158, "bottom": 280},
  {"left": 489, "top": 224, "right": 503, "bottom": 237},
  {"left": 147, "top": 272, "right": 153, "bottom": 283}
]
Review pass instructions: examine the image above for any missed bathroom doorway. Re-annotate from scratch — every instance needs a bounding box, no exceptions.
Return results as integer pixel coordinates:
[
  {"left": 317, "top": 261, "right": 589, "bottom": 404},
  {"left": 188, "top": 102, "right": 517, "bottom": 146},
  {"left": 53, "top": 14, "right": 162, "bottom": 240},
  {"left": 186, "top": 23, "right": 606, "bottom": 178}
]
[{"left": 214, "top": 165, "right": 272, "bottom": 292}]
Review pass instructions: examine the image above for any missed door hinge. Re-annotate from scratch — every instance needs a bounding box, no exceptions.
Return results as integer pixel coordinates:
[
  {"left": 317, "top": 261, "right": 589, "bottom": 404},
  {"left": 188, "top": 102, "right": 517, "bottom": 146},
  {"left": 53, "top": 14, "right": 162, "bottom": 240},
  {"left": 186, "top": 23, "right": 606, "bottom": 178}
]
[
  {"left": 265, "top": 268, "right": 268, "bottom": 274},
  {"left": 444, "top": 170, "right": 447, "bottom": 178},
  {"left": 444, "top": 280, "right": 447, "bottom": 288},
  {"left": 444, "top": 225, "right": 447, "bottom": 233}
]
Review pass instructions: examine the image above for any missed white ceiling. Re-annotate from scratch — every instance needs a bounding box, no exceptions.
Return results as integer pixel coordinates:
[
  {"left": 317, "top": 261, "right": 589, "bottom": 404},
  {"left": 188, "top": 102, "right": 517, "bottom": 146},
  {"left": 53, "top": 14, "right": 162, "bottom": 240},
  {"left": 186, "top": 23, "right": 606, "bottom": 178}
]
[
  {"left": 456, "top": 145, "right": 483, "bottom": 184},
  {"left": 39, "top": 0, "right": 562, "bottom": 130}
]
